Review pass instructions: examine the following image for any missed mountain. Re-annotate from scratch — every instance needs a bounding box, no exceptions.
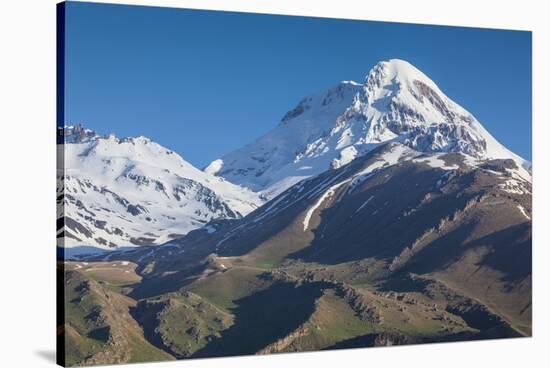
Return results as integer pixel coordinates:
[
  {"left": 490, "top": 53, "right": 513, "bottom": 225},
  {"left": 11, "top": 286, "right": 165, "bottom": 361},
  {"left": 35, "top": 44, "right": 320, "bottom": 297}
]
[
  {"left": 59, "top": 59, "right": 531, "bottom": 364},
  {"left": 67, "top": 141, "right": 531, "bottom": 362},
  {"left": 205, "top": 59, "right": 529, "bottom": 198},
  {"left": 57, "top": 125, "right": 263, "bottom": 251}
]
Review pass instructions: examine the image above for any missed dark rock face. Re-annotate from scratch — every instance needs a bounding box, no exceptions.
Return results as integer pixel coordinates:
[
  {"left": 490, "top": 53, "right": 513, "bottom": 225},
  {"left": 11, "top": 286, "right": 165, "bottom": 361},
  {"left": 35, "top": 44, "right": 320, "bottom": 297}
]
[{"left": 59, "top": 124, "right": 98, "bottom": 143}]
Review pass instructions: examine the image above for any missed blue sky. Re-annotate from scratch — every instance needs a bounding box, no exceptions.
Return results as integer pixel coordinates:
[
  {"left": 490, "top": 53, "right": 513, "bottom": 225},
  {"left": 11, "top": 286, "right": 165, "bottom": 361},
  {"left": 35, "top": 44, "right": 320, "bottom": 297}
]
[{"left": 64, "top": 2, "right": 532, "bottom": 167}]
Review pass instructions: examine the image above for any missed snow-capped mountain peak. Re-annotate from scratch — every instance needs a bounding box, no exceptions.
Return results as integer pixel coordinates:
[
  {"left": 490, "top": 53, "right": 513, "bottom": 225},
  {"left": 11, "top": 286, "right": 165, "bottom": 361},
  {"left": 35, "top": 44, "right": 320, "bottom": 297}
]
[
  {"left": 206, "top": 59, "right": 530, "bottom": 198},
  {"left": 58, "top": 126, "right": 264, "bottom": 251},
  {"left": 358, "top": 59, "right": 528, "bottom": 164},
  {"left": 277, "top": 80, "right": 362, "bottom": 127},
  {"left": 365, "top": 59, "right": 440, "bottom": 95}
]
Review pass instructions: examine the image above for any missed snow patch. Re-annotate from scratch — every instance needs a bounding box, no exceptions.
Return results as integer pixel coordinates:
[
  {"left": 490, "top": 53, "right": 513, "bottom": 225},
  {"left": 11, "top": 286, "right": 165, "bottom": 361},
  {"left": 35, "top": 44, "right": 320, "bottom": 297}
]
[
  {"left": 412, "top": 155, "right": 459, "bottom": 170},
  {"left": 331, "top": 146, "right": 358, "bottom": 169},
  {"left": 517, "top": 205, "right": 531, "bottom": 220},
  {"left": 205, "top": 225, "right": 217, "bottom": 234},
  {"left": 204, "top": 159, "right": 224, "bottom": 175},
  {"left": 349, "top": 144, "right": 416, "bottom": 191},
  {"left": 500, "top": 179, "right": 530, "bottom": 195},
  {"left": 356, "top": 195, "right": 375, "bottom": 213},
  {"left": 303, "top": 179, "right": 350, "bottom": 231}
]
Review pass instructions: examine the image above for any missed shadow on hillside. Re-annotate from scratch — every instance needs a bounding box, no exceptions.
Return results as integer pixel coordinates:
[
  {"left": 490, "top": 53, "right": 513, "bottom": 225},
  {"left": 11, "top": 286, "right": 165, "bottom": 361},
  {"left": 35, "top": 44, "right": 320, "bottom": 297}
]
[
  {"left": 191, "top": 280, "right": 329, "bottom": 358},
  {"left": 402, "top": 222, "right": 532, "bottom": 284}
]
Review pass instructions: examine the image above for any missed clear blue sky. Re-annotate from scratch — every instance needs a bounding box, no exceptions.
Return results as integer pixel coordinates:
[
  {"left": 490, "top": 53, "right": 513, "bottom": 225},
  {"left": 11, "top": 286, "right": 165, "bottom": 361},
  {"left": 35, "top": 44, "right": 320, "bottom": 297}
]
[{"left": 64, "top": 1, "right": 532, "bottom": 167}]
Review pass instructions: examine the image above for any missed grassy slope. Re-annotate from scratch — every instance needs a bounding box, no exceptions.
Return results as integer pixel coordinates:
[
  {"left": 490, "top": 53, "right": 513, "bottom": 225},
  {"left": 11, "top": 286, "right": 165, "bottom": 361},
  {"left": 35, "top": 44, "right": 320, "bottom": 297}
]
[
  {"left": 62, "top": 249, "right": 527, "bottom": 365},
  {"left": 61, "top": 262, "right": 174, "bottom": 366}
]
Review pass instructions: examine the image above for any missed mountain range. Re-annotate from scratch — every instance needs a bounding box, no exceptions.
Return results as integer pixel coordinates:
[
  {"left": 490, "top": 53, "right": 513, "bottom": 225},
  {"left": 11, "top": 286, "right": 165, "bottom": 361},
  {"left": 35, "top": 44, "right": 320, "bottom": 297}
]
[
  {"left": 58, "top": 59, "right": 530, "bottom": 253},
  {"left": 57, "top": 126, "right": 263, "bottom": 251},
  {"left": 58, "top": 59, "right": 532, "bottom": 366}
]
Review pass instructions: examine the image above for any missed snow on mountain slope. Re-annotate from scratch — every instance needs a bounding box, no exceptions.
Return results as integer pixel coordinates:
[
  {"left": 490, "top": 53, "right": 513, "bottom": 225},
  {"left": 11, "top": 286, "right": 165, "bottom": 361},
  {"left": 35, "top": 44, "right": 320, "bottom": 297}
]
[
  {"left": 206, "top": 59, "right": 530, "bottom": 198},
  {"left": 58, "top": 126, "right": 263, "bottom": 250},
  {"left": 203, "top": 81, "right": 363, "bottom": 196}
]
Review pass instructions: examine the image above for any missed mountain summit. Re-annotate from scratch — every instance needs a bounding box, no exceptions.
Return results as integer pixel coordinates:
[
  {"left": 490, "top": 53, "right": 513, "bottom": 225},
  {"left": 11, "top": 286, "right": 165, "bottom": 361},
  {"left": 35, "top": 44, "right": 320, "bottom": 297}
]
[
  {"left": 57, "top": 127, "right": 263, "bottom": 251},
  {"left": 205, "top": 59, "right": 529, "bottom": 198}
]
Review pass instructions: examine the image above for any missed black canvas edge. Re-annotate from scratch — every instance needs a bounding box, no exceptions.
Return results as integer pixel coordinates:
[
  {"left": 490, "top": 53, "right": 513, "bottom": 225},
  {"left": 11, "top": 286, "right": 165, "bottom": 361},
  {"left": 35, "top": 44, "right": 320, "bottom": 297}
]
[{"left": 56, "top": 2, "right": 66, "bottom": 367}]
